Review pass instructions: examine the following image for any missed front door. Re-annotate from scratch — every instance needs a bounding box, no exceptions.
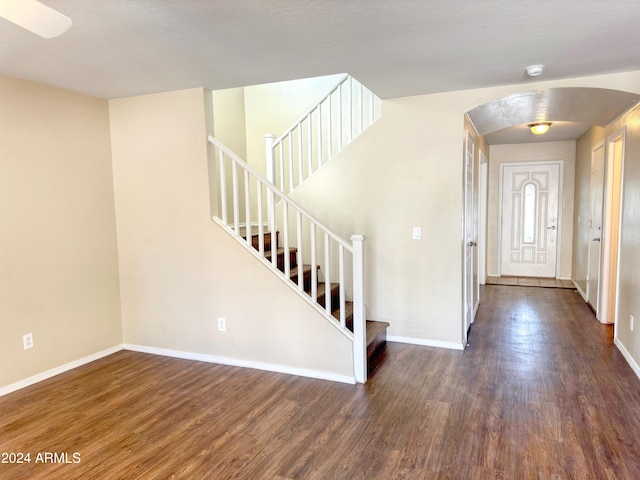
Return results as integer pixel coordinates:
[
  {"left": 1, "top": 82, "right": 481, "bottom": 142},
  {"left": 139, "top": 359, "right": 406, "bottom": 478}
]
[
  {"left": 500, "top": 162, "right": 560, "bottom": 277},
  {"left": 587, "top": 143, "right": 605, "bottom": 314}
]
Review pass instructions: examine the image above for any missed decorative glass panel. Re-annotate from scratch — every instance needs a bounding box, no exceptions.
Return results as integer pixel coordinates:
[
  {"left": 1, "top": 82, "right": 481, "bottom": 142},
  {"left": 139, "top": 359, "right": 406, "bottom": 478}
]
[{"left": 523, "top": 183, "right": 536, "bottom": 244}]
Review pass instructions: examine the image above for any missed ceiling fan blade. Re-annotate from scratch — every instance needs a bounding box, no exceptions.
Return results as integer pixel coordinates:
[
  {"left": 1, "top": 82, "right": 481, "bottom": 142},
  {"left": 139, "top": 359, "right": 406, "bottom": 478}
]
[{"left": 0, "top": 0, "right": 71, "bottom": 38}]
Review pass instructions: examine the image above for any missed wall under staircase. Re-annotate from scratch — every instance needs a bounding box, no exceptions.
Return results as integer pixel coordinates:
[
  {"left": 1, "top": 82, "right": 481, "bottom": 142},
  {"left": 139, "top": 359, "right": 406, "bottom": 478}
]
[{"left": 110, "top": 87, "right": 357, "bottom": 383}]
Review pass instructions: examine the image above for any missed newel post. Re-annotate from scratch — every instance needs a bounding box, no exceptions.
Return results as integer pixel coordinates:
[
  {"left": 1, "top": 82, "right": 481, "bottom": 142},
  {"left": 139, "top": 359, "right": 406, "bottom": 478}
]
[
  {"left": 264, "top": 134, "right": 276, "bottom": 234},
  {"left": 351, "top": 234, "right": 367, "bottom": 383}
]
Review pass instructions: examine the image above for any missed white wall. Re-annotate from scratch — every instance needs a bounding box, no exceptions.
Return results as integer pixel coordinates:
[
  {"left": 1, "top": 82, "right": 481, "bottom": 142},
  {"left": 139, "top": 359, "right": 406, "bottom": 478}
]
[
  {"left": 109, "top": 88, "right": 353, "bottom": 380},
  {"left": 0, "top": 74, "right": 122, "bottom": 389},
  {"left": 487, "top": 141, "right": 576, "bottom": 279},
  {"left": 606, "top": 104, "right": 640, "bottom": 370}
]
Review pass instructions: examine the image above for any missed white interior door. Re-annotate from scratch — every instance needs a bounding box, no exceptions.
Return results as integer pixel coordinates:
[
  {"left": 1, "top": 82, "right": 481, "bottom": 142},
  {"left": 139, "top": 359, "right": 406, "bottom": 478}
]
[
  {"left": 500, "top": 162, "right": 560, "bottom": 277},
  {"left": 463, "top": 131, "right": 475, "bottom": 343},
  {"left": 587, "top": 143, "right": 605, "bottom": 315}
]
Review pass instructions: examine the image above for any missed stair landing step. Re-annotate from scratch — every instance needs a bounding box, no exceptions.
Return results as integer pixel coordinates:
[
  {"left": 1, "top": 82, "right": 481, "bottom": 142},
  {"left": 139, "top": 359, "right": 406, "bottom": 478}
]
[{"left": 366, "top": 320, "right": 390, "bottom": 347}]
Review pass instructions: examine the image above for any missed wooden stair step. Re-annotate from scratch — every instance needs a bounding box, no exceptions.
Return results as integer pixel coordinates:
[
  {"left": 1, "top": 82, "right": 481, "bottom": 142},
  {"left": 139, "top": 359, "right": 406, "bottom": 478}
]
[
  {"left": 241, "top": 229, "right": 278, "bottom": 251},
  {"left": 264, "top": 247, "right": 297, "bottom": 270},
  {"left": 311, "top": 282, "right": 340, "bottom": 308},
  {"left": 365, "top": 320, "right": 390, "bottom": 374},
  {"left": 289, "top": 264, "right": 320, "bottom": 289},
  {"left": 366, "top": 320, "right": 390, "bottom": 347}
]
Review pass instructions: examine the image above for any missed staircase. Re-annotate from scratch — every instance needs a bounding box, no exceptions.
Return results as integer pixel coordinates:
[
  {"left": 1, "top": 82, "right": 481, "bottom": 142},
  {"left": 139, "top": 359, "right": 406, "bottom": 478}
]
[
  {"left": 241, "top": 226, "right": 390, "bottom": 372},
  {"left": 207, "top": 74, "right": 387, "bottom": 383}
]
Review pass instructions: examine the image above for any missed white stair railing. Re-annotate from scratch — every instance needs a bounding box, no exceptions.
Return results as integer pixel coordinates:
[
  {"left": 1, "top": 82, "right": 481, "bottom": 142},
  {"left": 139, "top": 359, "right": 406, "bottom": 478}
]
[
  {"left": 208, "top": 135, "right": 367, "bottom": 383},
  {"left": 265, "top": 74, "right": 381, "bottom": 194}
]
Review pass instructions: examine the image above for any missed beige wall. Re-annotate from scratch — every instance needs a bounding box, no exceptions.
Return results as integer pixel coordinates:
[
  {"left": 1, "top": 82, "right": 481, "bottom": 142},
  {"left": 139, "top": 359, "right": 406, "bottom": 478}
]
[
  {"left": 573, "top": 127, "right": 606, "bottom": 293},
  {"left": 0, "top": 74, "right": 122, "bottom": 389},
  {"left": 109, "top": 88, "right": 353, "bottom": 379},
  {"left": 487, "top": 141, "right": 576, "bottom": 279},
  {"left": 607, "top": 103, "right": 640, "bottom": 369},
  {"left": 210, "top": 87, "right": 248, "bottom": 220},
  {"left": 287, "top": 93, "right": 468, "bottom": 346},
  {"left": 282, "top": 70, "right": 640, "bottom": 347}
]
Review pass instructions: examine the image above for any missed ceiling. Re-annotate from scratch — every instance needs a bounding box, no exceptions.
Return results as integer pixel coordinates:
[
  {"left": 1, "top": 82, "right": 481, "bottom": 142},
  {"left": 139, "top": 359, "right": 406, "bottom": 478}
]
[{"left": 2, "top": 1, "right": 640, "bottom": 144}]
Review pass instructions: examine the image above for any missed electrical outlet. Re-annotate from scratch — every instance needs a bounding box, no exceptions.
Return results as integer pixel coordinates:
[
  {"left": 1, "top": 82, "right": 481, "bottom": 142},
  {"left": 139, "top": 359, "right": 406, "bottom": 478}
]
[
  {"left": 631, "top": 315, "right": 634, "bottom": 332},
  {"left": 217, "top": 317, "right": 226, "bottom": 332},
  {"left": 23, "top": 333, "right": 34, "bottom": 350},
  {"left": 412, "top": 227, "right": 422, "bottom": 240}
]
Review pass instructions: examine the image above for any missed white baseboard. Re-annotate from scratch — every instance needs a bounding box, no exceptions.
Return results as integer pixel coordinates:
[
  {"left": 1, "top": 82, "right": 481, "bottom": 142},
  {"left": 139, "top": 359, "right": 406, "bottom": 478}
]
[
  {"left": 573, "top": 280, "right": 587, "bottom": 300},
  {"left": 614, "top": 338, "right": 640, "bottom": 381},
  {"left": 387, "top": 335, "right": 464, "bottom": 351},
  {"left": 124, "top": 344, "right": 356, "bottom": 385},
  {"left": 0, "top": 345, "right": 124, "bottom": 398}
]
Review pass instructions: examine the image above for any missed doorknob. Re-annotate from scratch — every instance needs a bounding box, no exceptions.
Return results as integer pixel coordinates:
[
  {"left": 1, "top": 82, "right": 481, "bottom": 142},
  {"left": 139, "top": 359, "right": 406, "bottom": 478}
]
[{"left": 547, "top": 225, "right": 556, "bottom": 230}]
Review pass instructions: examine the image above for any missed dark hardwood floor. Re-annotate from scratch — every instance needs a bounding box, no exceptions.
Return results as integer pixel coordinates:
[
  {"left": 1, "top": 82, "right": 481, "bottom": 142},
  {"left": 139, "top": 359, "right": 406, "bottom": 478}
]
[{"left": 2, "top": 285, "right": 640, "bottom": 479}]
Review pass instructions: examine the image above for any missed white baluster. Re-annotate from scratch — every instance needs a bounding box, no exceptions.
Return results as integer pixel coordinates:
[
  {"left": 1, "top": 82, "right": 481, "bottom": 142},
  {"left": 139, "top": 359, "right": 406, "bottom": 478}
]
[
  {"left": 278, "top": 145, "right": 284, "bottom": 192},
  {"left": 351, "top": 234, "right": 366, "bottom": 383},
  {"left": 296, "top": 211, "right": 303, "bottom": 291},
  {"left": 324, "top": 232, "right": 331, "bottom": 315},
  {"left": 339, "top": 244, "right": 345, "bottom": 328},
  {"left": 269, "top": 187, "right": 276, "bottom": 268},
  {"left": 264, "top": 134, "right": 275, "bottom": 251},
  {"left": 283, "top": 202, "right": 290, "bottom": 278},
  {"left": 244, "top": 169, "right": 251, "bottom": 246},
  {"left": 232, "top": 161, "right": 239, "bottom": 234},
  {"left": 311, "top": 223, "right": 317, "bottom": 302},
  {"left": 257, "top": 182, "right": 264, "bottom": 256},
  {"left": 219, "top": 150, "right": 227, "bottom": 225}
]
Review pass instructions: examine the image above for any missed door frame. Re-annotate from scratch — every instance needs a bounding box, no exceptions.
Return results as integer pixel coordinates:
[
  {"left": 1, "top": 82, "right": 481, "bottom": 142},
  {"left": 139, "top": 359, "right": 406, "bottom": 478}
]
[
  {"left": 478, "top": 152, "right": 488, "bottom": 288},
  {"left": 586, "top": 140, "right": 605, "bottom": 319},
  {"left": 497, "top": 160, "right": 564, "bottom": 278},
  {"left": 462, "top": 129, "right": 476, "bottom": 346},
  {"left": 601, "top": 127, "right": 626, "bottom": 327}
]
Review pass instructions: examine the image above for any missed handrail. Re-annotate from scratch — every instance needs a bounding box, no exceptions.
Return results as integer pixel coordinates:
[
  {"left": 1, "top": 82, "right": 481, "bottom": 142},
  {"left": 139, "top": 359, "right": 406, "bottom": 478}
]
[{"left": 208, "top": 134, "right": 367, "bottom": 382}]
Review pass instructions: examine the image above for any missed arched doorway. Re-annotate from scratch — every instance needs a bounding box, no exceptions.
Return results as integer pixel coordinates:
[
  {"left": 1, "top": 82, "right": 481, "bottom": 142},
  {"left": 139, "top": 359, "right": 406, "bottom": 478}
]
[{"left": 463, "top": 87, "right": 639, "bottom": 341}]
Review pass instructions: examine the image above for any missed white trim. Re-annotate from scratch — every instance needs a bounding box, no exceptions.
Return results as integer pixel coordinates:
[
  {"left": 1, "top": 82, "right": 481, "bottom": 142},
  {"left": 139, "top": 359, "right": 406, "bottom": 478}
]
[
  {"left": 387, "top": 335, "right": 465, "bottom": 351},
  {"left": 478, "top": 157, "right": 488, "bottom": 285},
  {"left": 573, "top": 279, "right": 588, "bottom": 301},
  {"left": 601, "top": 127, "right": 626, "bottom": 328},
  {"left": 123, "top": 344, "right": 356, "bottom": 385},
  {"left": 614, "top": 338, "right": 640, "bottom": 381},
  {"left": 585, "top": 140, "right": 606, "bottom": 317},
  {"left": 0, "top": 345, "right": 124, "bottom": 398}
]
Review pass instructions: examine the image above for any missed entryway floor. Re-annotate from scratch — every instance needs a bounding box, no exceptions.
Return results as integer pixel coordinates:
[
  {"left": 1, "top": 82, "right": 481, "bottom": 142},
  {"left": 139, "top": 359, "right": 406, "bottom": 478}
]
[{"left": 486, "top": 276, "right": 575, "bottom": 289}]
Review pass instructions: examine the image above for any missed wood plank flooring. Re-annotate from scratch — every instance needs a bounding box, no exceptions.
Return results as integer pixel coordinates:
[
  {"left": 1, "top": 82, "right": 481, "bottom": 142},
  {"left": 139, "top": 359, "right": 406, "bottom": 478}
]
[{"left": 2, "top": 285, "right": 640, "bottom": 479}]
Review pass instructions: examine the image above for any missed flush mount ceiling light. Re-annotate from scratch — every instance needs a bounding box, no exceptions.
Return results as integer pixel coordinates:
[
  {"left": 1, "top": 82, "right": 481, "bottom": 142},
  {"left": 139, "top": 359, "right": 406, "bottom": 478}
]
[
  {"left": 525, "top": 64, "right": 545, "bottom": 77},
  {"left": 0, "top": 0, "right": 71, "bottom": 38},
  {"left": 528, "top": 122, "right": 552, "bottom": 135}
]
